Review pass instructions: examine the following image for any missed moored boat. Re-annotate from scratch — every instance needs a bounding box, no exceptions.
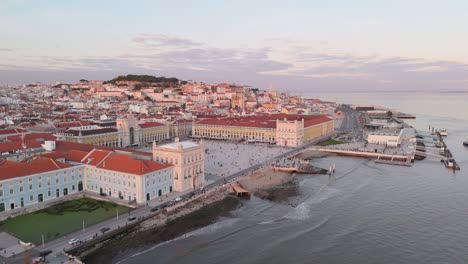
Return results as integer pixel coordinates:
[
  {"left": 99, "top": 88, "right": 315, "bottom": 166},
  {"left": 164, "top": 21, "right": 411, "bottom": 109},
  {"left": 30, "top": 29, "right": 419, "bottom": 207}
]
[
  {"left": 463, "top": 140, "right": 468, "bottom": 146},
  {"left": 439, "top": 128, "right": 448, "bottom": 137}
]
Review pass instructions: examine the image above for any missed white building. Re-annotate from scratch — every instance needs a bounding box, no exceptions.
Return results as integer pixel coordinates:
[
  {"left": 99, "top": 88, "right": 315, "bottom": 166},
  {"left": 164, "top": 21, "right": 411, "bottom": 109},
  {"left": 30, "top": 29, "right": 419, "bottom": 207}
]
[
  {"left": 152, "top": 138, "right": 205, "bottom": 192},
  {"left": 366, "top": 129, "right": 402, "bottom": 147},
  {"left": 78, "top": 149, "right": 173, "bottom": 204},
  {"left": 0, "top": 147, "right": 174, "bottom": 213}
]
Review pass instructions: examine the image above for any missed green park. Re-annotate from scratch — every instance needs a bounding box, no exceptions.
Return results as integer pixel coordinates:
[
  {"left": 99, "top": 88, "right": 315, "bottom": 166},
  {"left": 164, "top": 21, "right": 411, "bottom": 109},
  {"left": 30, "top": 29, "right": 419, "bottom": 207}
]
[{"left": 0, "top": 198, "right": 130, "bottom": 244}]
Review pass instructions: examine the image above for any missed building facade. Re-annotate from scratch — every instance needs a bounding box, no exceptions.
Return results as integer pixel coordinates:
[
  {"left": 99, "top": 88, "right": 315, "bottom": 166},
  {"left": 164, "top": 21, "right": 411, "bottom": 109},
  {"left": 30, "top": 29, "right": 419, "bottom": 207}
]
[
  {"left": 0, "top": 147, "right": 173, "bottom": 213},
  {"left": 80, "top": 149, "right": 173, "bottom": 204},
  {"left": 116, "top": 114, "right": 142, "bottom": 146},
  {"left": 56, "top": 125, "right": 121, "bottom": 147},
  {"left": 152, "top": 138, "right": 205, "bottom": 192},
  {"left": 56, "top": 115, "right": 169, "bottom": 148},
  {"left": 192, "top": 114, "right": 334, "bottom": 147},
  {"left": 0, "top": 158, "right": 84, "bottom": 212},
  {"left": 276, "top": 118, "right": 304, "bottom": 147},
  {"left": 366, "top": 130, "right": 402, "bottom": 147}
]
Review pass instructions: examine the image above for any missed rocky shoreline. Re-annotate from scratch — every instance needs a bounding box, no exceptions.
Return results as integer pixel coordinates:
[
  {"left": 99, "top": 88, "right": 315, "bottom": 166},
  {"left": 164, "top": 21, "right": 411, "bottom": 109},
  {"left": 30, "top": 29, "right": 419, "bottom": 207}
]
[
  {"left": 77, "top": 157, "right": 326, "bottom": 263},
  {"left": 80, "top": 194, "right": 241, "bottom": 264}
]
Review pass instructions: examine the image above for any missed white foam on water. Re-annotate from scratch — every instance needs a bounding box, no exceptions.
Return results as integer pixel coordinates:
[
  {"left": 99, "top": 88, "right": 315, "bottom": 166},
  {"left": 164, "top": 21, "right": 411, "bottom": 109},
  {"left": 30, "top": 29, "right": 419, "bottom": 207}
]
[
  {"left": 115, "top": 218, "right": 239, "bottom": 264},
  {"left": 188, "top": 218, "right": 239, "bottom": 236},
  {"left": 283, "top": 185, "right": 340, "bottom": 220}
]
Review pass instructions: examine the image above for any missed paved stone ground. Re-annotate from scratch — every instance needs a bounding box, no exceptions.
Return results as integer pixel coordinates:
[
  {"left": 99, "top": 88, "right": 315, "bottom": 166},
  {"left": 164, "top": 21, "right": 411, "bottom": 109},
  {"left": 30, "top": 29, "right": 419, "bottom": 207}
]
[
  {"left": 0, "top": 232, "right": 28, "bottom": 258},
  {"left": 204, "top": 140, "right": 290, "bottom": 177}
]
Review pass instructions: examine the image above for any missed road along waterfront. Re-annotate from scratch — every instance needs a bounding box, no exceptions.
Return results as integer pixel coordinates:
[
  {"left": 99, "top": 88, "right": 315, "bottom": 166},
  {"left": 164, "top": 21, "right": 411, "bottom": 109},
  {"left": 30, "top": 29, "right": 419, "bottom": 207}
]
[{"left": 116, "top": 92, "right": 468, "bottom": 264}]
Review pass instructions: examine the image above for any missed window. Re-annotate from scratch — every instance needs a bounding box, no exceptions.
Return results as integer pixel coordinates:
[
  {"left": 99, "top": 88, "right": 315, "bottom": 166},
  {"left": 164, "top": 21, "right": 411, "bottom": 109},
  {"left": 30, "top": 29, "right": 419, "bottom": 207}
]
[
  {"left": 29, "top": 184, "right": 32, "bottom": 190},
  {"left": 20, "top": 186, "right": 23, "bottom": 192},
  {"left": 30, "top": 195, "right": 33, "bottom": 201},
  {"left": 48, "top": 190, "right": 51, "bottom": 197}
]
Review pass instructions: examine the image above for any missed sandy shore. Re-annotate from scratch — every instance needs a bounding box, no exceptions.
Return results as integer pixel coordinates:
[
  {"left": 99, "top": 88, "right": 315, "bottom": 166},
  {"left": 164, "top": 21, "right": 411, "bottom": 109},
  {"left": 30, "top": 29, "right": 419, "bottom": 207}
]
[
  {"left": 239, "top": 166, "right": 293, "bottom": 192},
  {"left": 238, "top": 167, "right": 300, "bottom": 202}
]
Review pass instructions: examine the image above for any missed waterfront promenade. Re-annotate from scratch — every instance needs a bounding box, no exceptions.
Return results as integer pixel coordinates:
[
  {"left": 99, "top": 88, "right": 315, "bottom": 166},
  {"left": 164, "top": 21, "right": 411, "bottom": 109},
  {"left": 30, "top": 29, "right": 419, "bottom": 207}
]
[{"left": 3, "top": 133, "right": 334, "bottom": 264}]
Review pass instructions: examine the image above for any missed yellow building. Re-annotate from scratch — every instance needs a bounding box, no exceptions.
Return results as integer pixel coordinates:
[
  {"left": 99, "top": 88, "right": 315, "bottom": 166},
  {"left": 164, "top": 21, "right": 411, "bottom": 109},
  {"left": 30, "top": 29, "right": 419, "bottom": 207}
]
[
  {"left": 193, "top": 114, "right": 334, "bottom": 147},
  {"left": 56, "top": 125, "right": 121, "bottom": 147}
]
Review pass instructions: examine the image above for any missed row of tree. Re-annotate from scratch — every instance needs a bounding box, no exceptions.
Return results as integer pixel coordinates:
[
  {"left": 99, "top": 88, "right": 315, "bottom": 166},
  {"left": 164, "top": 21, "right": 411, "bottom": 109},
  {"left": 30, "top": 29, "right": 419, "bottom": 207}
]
[{"left": 103, "top": 74, "right": 179, "bottom": 85}]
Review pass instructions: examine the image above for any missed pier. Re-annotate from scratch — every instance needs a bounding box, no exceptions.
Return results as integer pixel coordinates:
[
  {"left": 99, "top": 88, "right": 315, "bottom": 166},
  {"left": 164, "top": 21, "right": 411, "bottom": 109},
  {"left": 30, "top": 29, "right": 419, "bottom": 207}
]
[
  {"left": 313, "top": 148, "right": 412, "bottom": 162},
  {"left": 374, "top": 156, "right": 412, "bottom": 166},
  {"left": 230, "top": 182, "right": 251, "bottom": 197},
  {"left": 416, "top": 129, "right": 460, "bottom": 171}
]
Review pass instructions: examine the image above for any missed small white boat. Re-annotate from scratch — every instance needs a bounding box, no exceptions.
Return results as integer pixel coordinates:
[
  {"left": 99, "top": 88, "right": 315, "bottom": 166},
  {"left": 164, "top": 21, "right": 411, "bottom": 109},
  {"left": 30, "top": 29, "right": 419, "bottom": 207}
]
[
  {"left": 463, "top": 140, "right": 468, "bottom": 147},
  {"left": 439, "top": 128, "right": 448, "bottom": 137}
]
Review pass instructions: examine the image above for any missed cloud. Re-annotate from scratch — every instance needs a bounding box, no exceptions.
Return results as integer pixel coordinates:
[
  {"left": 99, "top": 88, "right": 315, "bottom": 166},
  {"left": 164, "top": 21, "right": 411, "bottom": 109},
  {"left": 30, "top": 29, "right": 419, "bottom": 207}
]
[
  {"left": 1, "top": 34, "right": 468, "bottom": 91},
  {"left": 132, "top": 33, "right": 202, "bottom": 48}
]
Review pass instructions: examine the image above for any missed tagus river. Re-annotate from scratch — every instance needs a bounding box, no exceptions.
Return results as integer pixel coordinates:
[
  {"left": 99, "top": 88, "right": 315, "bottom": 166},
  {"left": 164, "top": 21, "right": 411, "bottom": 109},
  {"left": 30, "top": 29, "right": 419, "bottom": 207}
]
[{"left": 120, "top": 92, "right": 468, "bottom": 264}]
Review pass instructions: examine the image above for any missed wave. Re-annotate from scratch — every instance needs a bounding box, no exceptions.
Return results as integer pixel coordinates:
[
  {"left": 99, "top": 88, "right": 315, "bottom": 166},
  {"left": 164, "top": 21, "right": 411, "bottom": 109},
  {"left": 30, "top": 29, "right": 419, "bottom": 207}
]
[
  {"left": 114, "top": 218, "right": 239, "bottom": 264},
  {"left": 283, "top": 185, "right": 340, "bottom": 220}
]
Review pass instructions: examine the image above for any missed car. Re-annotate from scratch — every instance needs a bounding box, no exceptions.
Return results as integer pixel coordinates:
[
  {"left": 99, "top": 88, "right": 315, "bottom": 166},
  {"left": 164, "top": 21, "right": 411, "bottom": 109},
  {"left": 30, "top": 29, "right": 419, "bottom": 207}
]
[
  {"left": 100, "top": 227, "right": 110, "bottom": 233},
  {"left": 175, "top": 197, "right": 182, "bottom": 202},
  {"left": 39, "top": 249, "right": 52, "bottom": 257},
  {"left": 68, "top": 238, "right": 80, "bottom": 245},
  {"left": 150, "top": 206, "right": 159, "bottom": 212},
  {"left": 127, "top": 216, "right": 137, "bottom": 221}
]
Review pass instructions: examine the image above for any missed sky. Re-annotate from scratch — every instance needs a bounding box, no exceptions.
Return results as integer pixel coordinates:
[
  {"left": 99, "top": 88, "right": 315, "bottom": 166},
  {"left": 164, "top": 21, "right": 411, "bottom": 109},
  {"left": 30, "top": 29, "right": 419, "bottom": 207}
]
[{"left": 1, "top": 0, "right": 468, "bottom": 92}]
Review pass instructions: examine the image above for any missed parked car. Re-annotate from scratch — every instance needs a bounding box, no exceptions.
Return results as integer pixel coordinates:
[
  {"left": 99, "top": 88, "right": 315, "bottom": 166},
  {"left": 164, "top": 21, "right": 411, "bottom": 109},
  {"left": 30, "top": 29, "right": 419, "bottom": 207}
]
[
  {"left": 39, "top": 249, "right": 52, "bottom": 257},
  {"left": 100, "top": 227, "right": 110, "bottom": 233},
  {"left": 175, "top": 197, "right": 182, "bottom": 202},
  {"left": 127, "top": 216, "right": 137, "bottom": 221},
  {"left": 150, "top": 207, "right": 159, "bottom": 212},
  {"left": 68, "top": 238, "right": 80, "bottom": 245}
]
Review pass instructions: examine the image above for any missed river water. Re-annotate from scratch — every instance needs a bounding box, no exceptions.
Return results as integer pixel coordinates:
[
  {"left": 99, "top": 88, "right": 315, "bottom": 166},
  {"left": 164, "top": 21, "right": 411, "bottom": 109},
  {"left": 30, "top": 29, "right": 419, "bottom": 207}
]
[{"left": 120, "top": 92, "right": 468, "bottom": 264}]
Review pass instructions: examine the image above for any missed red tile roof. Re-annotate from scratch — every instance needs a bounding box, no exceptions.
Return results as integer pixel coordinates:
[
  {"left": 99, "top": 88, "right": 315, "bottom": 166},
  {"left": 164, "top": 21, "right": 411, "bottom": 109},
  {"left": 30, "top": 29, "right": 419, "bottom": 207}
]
[
  {"left": 0, "top": 157, "right": 73, "bottom": 181},
  {"left": 0, "top": 128, "right": 26, "bottom": 136},
  {"left": 0, "top": 159, "right": 20, "bottom": 168},
  {"left": 53, "top": 121, "right": 90, "bottom": 128},
  {"left": 39, "top": 152, "right": 68, "bottom": 159},
  {"left": 82, "top": 149, "right": 112, "bottom": 166},
  {"left": 66, "top": 150, "right": 90, "bottom": 163},
  {"left": 303, "top": 115, "right": 333, "bottom": 127},
  {"left": 7, "top": 133, "right": 56, "bottom": 142},
  {"left": 55, "top": 140, "right": 152, "bottom": 157},
  {"left": 195, "top": 114, "right": 332, "bottom": 129},
  {"left": 139, "top": 122, "right": 165, "bottom": 128},
  {"left": 0, "top": 139, "right": 43, "bottom": 153},
  {"left": 97, "top": 153, "right": 172, "bottom": 175}
]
